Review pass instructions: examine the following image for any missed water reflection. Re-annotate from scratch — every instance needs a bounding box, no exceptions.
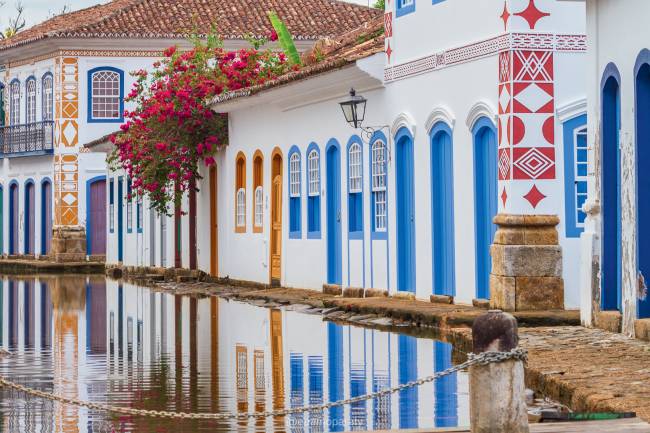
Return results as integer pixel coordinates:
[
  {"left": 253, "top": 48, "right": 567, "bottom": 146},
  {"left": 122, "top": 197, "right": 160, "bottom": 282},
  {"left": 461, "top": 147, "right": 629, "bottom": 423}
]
[{"left": 0, "top": 276, "right": 469, "bottom": 432}]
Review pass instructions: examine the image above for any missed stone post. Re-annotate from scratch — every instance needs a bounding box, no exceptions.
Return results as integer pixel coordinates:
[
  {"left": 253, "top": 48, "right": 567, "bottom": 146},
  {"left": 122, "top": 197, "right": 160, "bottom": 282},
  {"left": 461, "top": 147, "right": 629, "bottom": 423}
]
[
  {"left": 470, "top": 310, "right": 529, "bottom": 433},
  {"left": 51, "top": 226, "right": 87, "bottom": 263},
  {"left": 490, "top": 214, "right": 564, "bottom": 311}
]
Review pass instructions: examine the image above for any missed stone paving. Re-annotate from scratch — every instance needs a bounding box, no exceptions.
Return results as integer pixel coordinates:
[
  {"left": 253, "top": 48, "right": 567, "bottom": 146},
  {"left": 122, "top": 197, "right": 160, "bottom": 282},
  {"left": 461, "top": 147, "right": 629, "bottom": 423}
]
[{"left": 521, "top": 327, "right": 650, "bottom": 422}]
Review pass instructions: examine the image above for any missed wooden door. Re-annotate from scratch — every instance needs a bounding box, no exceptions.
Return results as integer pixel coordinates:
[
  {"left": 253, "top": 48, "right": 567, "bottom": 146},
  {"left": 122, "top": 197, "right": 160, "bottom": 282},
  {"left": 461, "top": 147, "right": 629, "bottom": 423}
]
[
  {"left": 209, "top": 166, "right": 218, "bottom": 277},
  {"left": 41, "top": 181, "right": 52, "bottom": 255},
  {"left": 88, "top": 179, "right": 107, "bottom": 255},
  {"left": 9, "top": 184, "right": 18, "bottom": 255},
  {"left": 26, "top": 183, "right": 35, "bottom": 254},
  {"left": 270, "top": 175, "right": 282, "bottom": 284}
]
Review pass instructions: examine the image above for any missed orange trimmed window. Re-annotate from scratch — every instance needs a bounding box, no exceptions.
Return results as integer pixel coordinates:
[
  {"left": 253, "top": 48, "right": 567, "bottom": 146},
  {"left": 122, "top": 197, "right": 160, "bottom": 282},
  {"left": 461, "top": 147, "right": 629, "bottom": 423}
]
[
  {"left": 235, "top": 152, "right": 246, "bottom": 233},
  {"left": 253, "top": 151, "right": 264, "bottom": 233}
]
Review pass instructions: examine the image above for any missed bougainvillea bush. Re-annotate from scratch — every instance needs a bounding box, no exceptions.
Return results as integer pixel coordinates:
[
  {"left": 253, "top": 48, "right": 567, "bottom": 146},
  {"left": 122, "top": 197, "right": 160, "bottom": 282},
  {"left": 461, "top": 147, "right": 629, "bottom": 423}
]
[{"left": 109, "top": 30, "right": 296, "bottom": 215}]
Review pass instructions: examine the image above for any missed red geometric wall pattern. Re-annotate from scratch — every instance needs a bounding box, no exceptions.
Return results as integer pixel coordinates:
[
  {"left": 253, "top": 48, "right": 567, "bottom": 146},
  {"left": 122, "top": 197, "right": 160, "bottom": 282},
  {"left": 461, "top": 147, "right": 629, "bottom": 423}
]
[
  {"left": 499, "top": 0, "right": 555, "bottom": 211},
  {"left": 384, "top": 0, "right": 393, "bottom": 63}
]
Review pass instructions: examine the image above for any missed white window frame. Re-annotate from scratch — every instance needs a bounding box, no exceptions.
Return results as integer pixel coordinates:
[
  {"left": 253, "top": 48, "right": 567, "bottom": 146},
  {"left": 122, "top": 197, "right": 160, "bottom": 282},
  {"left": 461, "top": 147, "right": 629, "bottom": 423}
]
[
  {"left": 308, "top": 150, "right": 320, "bottom": 196},
  {"left": 91, "top": 70, "right": 121, "bottom": 120},
  {"left": 25, "top": 78, "right": 36, "bottom": 124},
  {"left": 42, "top": 74, "right": 54, "bottom": 121},
  {"left": 372, "top": 140, "right": 388, "bottom": 232},
  {"left": 236, "top": 188, "right": 246, "bottom": 228},
  {"left": 10, "top": 81, "right": 20, "bottom": 125},
  {"left": 290, "top": 152, "right": 301, "bottom": 198},
  {"left": 349, "top": 143, "right": 362, "bottom": 193},
  {"left": 254, "top": 186, "right": 263, "bottom": 228},
  {"left": 574, "top": 127, "right": 588, "bottom": 228}
]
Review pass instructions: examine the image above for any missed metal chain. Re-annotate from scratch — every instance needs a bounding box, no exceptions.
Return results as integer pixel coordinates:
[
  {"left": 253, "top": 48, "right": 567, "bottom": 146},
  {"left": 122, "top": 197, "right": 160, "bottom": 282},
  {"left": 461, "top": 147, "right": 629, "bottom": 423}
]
[{"left": 0, "top": 348, "right": 527, "bottom": 421}]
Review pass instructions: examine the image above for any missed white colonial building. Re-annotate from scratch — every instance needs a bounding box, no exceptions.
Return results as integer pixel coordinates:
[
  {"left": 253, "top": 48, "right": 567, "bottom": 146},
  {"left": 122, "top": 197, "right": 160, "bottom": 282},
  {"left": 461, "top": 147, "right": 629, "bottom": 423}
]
[
  {"left": 572, "top": 0, "right": 650, "bottom": 337},
  {"left": 0, "top": 0, "right": 378, "bottom": 261},
  {"left": 105, "top": 0, "right": 589, "bottom": 309}
]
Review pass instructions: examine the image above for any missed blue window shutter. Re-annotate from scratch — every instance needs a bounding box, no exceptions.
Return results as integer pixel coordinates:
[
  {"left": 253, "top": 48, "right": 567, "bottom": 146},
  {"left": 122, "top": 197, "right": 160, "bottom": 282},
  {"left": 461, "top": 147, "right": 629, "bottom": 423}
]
[{"left": 562, "top": 114, "right": 587, "bottom": 238}]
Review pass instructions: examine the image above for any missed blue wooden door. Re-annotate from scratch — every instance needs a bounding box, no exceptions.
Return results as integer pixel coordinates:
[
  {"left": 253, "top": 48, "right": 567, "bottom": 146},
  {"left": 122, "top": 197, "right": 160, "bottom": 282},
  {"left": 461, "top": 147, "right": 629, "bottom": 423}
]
[
  {"left": 41, "top": 181, "right": 52, "bottom": 255},
  {"left": 9, "top": 184, "right": 18, "bottom": 255},
  {"left": 25, "top": 182, "right": 35, "bottom": 255},
  {"left": 326, "top": 142, "right": 342, "bottom": 285},
  {"left": 431, "top": 125, "right": 455, "bottom": 296},
  {"left": 473, "top": 120, "right": 498, "bottom": 300},
  {"left": 602, "top": 75, "right": 621, "bottom": 311},
  {"left": 117, "top": 178, "right": 124, "bottom": 262},
  {"left": 396, "top": 129, "right": 416, "bottom": 293},
  {"left": 637, "top": 63, "right": 650, "bottom": 317}
]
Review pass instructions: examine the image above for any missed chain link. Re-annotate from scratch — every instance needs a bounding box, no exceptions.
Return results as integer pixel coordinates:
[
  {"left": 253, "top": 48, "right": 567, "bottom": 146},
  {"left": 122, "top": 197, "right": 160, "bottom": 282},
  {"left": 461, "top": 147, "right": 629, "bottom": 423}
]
[{"left": 0, "top": 348, "right": 527, "bottom": 421}]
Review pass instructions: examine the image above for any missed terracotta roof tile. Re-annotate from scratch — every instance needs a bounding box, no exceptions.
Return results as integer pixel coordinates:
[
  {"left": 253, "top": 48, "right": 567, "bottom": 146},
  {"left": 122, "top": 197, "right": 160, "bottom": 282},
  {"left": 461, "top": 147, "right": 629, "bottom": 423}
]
[
  {"left": 213, "top": 15, "right": 384, "bottom": 105},
  {"left": 1, "top": 0, "right": 380, "bottom": 51}
]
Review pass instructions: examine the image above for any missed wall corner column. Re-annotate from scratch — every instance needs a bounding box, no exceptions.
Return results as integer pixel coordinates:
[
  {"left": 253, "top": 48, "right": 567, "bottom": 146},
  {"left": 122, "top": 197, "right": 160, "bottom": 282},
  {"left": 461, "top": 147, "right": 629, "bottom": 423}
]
[{"left": 51, "top": 56, "right": 86, "bottom": 262}]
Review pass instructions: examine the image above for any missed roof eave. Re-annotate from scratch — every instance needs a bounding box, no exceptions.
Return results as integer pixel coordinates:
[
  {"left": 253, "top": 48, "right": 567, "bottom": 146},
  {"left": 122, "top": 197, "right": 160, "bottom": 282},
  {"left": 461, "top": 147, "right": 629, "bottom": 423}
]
[{"left": 211, "top": 52, "right": 385, "bottom": 113}]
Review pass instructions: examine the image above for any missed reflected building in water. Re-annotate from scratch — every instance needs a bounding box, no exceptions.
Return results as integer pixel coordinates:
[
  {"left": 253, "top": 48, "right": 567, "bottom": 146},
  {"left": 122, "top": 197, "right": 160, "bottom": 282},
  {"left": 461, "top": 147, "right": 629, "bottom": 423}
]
[{"left": 0, "top": 277, "right": 469, "bottom": 432}]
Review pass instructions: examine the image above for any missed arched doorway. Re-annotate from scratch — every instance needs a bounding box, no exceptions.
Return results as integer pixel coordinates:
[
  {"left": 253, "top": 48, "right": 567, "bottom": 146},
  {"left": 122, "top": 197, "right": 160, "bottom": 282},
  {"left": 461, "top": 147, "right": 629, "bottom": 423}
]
[
  {"left": 636, "top": 54, "right": 650, "bottom": 317},
  {"left": 87, "top": 176, "right": 107, "bottom": 255},
  {"left": 473, "top": 118, "right": 498, "bottom": 300},
  {"left": 395, "top": 128, "right": 416, "bottom": 293},
  {"left": 24, "top": 180, "right": 35, "bottom": 255},
  {"left": 9, "top": 182, "right": 18, "bottom": 255},
  {"left": 430, "top": 123, "right": 455, "bottom": 297},
  {"left": 270, "top": 148, "right": 283, "bottom": 285},
  {"left": 41, "top": 179, "right": 52, "bottom": 255},
  {"left": 601, "top": 67, "right": 621, "bottom": 311},
  {"left": 326, "top": 139, "right": 342, "bottom": 286}
]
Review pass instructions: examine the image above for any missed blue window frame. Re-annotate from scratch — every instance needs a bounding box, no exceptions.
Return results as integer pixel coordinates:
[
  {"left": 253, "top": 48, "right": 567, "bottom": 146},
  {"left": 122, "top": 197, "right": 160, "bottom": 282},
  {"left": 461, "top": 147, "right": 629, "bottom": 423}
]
[
  {"left": 370, "top": 133, "right": 388, "bottom": 240},
  {"left": 288, "top": 146, "right": 302, "bottom": 239},
  {"left": 347, "top": 136, "right": 363, "bottom": 238},
  {"left": 562, "top": 114, "right": 588, "bottom": 238},
  {"left": 126, "top": 178, "right": 133, "bottom": 233},
  {"left": 396, "top": 0, "right": 415, "bottom": 17},
  {"left": 306, "top": 143, "right": 321, "bottom": 239},
  {"left": 137, "top": 196, "right": 143, "bottom": 234},
  {"left": 87, "top": 66, "right": 124, "bottom": 123},
  {"left": 432, "top": 0, "right": 445, "bottom": 4},
  {"left": 109, "top": 178, "right": 115, "bottom": 233}
]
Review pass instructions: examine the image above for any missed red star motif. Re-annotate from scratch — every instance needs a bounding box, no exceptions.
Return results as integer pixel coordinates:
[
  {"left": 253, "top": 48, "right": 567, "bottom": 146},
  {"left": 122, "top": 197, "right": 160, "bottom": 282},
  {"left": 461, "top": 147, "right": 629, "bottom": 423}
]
[
  {"left": 515, "top": 0, "right": 550, "bottom": 29},
  {"left": 523, "top": 184, "right": 546, "bottom": 208},
  {"left": 500, "top": 2, "right": 510, "bottom": 31},
  {"left": 501, "top": 187, "right": 508, "bottom": 207},
  {"left": 386, "top": 40, "right": 393, "bottom": 63}
]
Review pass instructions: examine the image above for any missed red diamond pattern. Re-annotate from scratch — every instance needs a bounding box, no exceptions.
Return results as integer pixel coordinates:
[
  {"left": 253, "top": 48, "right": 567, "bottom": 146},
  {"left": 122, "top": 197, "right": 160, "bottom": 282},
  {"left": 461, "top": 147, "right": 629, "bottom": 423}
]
[
  {"left": 515, "top": 0, "right": 550, "bottom": 30},
  {"left": 501, "top": 187, "right": 508, "bottom": 207},
  {"left": 498, "top": 148, "right": 511, "bottom": 180},
  {"left": 513, "top": 147, "right": 555, "bottom": 180},
  {"left": 500, "top": 1, "right": 510, "bottom": 31},
  {"left": 384, "top": 12, "right": 393, "bottom": 37},
  {"left": 523, "top": 184, "right": 546, "bottom": 208}
]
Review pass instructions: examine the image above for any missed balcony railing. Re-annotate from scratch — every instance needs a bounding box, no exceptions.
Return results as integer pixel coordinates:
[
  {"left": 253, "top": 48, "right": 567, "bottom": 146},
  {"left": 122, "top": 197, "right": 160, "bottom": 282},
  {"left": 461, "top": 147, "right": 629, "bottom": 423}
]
[{"left": 0, "top": 121, "right": 54, "bottom": 156}]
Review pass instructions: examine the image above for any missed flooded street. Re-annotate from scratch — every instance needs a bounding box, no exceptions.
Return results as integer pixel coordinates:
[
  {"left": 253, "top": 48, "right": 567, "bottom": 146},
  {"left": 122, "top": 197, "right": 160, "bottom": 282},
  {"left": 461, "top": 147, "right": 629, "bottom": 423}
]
[{"left": 0, "top": 276, "right": 469, "bottom": 432}]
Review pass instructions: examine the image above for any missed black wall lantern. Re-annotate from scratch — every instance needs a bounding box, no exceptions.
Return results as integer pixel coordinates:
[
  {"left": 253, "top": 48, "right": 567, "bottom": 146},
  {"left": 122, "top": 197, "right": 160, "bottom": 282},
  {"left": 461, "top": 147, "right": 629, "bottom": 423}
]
[{"left": 339, "top": 88, "right": 367, "bottom": 129}]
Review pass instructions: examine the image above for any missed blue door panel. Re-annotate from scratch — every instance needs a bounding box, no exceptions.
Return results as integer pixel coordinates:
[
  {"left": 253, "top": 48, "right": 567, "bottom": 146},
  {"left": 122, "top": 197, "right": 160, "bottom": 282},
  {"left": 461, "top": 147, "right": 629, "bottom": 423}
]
[{"left": 327, "top": 142, "right": 342, "bottom": 285}]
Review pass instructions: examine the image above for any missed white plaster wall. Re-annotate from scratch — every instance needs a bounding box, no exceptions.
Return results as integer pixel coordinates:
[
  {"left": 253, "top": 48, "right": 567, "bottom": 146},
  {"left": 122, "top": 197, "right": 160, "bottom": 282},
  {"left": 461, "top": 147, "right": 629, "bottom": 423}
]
[
  {"left": 100, "top": 3, "right": 588, "bottom": 309},
  {"left": 582, "top": 0, "right": 650, "bottom": 333},
  {"left": 389, "top": 0, "right": 503, "bottom": 65}
]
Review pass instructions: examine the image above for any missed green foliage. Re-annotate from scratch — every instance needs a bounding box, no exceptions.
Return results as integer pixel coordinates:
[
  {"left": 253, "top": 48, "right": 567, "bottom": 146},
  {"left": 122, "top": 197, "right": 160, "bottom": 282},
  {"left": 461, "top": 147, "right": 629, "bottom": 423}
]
[
  {"left": 373, "top": 0, "right": 385, "bottom": 10},
  {"left": 267, "top": 11, "right": 302, "bottom": 66}
]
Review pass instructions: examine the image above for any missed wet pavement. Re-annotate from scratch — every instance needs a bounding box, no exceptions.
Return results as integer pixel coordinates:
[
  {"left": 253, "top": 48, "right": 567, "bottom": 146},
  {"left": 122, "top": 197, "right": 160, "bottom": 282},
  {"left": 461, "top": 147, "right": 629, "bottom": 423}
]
[{"left": 0, "top": 275, "right": 470, "bottom": 432}]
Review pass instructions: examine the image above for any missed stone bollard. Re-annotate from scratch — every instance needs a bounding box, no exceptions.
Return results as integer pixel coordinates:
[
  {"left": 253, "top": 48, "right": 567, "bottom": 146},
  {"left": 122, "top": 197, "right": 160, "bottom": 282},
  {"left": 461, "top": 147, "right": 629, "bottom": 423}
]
[{"left": 470, "top": 310, "right": 529, "bottom": 433}]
